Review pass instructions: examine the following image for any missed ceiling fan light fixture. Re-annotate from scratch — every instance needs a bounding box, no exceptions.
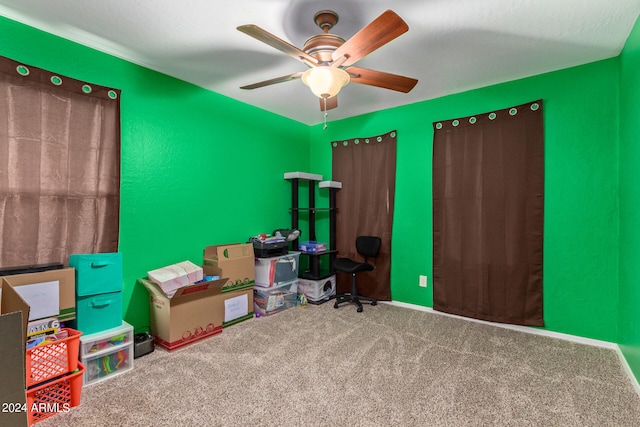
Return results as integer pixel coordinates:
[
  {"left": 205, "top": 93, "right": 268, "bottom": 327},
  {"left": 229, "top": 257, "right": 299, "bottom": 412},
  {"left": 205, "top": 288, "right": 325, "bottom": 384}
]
[{"left": 301, "top": 66, "right": 350, "bottom": 99}]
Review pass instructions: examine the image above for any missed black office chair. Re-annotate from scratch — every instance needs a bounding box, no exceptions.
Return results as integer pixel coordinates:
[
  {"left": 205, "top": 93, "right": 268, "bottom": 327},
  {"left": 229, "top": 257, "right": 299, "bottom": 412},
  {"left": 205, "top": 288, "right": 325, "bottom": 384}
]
[{"left": 333, "top": 236, "right": 381, "bottom": 313}]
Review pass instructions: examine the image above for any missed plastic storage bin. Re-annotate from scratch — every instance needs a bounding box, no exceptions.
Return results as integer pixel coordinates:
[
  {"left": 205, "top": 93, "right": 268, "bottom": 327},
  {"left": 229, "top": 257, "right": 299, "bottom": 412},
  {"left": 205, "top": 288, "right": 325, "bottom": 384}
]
[
  {"left": 70, "top": 252, "right": 123, "bottom": 335},
  {"left": 26, "top": 328, "right": 82, "bottom": 388},
  {"left": 253, "top": 280, "right": 299, "bottom": 316},
  {"left": 80, "top": 321, "right": 134, "bottom": 386},
  {"left": 27, "top": 362, "right": 85, "bottom": 425},
  {"left": 254, "top": 252, "right": 300, "bottom": 287},
  {"left": 80, "top": 321, "right": 133, "bottom": 355},
  {"left": 81, "top": 345, "right": 133, "bottom": 386}
]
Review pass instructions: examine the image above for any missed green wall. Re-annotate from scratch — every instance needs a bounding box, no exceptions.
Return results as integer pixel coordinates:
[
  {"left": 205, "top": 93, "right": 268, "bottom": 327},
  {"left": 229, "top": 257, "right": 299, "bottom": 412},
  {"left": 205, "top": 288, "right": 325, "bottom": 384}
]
[
  {"left": 310, "top": 59, "right": 621, "bottom": 342},
  {"left": 0, "top": 16, "right": 310, "bottom": 332},
  {"left": 1, "top": 13, "right": 635, "bottom": 350},
  {"left": 619, "top": 15, "right": 640, "bottom": 380}
]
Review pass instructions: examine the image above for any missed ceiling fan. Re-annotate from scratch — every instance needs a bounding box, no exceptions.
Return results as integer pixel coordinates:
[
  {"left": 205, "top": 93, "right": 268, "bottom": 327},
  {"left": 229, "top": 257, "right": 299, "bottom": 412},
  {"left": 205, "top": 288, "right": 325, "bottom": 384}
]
[{"left": 237, "top": 9, "right": 418, "bottom": 111}]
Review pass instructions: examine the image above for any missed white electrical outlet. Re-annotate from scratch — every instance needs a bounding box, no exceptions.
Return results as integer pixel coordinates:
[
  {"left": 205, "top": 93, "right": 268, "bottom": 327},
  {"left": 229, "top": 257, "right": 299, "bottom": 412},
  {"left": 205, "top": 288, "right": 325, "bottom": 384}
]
[{"left": 419, "top": 275, "right": 428, "bottom": 288}]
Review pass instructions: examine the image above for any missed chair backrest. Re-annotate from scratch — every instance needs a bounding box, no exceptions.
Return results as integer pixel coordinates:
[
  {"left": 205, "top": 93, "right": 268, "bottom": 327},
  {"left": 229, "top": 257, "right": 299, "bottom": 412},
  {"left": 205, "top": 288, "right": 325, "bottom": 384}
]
[{"left": 356, "top": 236, "right": 382, "bottom": 259}]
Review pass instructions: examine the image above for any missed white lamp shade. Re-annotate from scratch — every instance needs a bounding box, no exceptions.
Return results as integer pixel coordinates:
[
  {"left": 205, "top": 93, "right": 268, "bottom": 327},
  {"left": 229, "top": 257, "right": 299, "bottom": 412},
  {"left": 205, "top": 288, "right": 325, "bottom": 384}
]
[{"left": 301, "top": 66, "right": 350, "bottom": 99}]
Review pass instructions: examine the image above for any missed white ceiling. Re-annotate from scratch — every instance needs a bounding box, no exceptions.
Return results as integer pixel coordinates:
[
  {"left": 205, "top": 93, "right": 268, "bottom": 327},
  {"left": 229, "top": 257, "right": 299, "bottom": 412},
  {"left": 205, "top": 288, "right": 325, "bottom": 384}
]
[{"left": 1, "top": 0, "right": 639, "bottom": 125}]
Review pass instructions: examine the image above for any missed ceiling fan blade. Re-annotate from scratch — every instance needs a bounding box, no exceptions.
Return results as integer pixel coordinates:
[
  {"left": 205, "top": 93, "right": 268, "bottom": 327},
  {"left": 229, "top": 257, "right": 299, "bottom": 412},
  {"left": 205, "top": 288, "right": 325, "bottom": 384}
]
[
  {"left": 240, "top": 72, "right": 303, "bottom": 90},
  {"left": 346, "top": 66, "right": 418, "bottom": 93},
  {"left": 237, "top": 24, "right": 318, "bottom": 67},
  {"left": 320, "top": 96, "right": 338, "bottom": 111},
  {"left": 331, "top": 10, "right": 408, "bottom": 67}
]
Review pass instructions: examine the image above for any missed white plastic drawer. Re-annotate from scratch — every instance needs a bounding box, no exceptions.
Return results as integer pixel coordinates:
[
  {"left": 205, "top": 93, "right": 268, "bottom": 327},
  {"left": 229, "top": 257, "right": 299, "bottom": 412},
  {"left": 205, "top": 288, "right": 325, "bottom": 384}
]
[
  {"left": 80, "top": 321, "right": 133, "bottom": 357},
  {"left": 81, "top": 342, "right": 133, "bottom": 386}
]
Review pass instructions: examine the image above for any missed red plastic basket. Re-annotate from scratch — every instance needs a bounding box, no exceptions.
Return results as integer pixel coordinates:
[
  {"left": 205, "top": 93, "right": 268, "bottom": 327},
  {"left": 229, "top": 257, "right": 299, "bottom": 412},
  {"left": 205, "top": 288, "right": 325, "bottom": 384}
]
[
  {"left": 26, "top": 328, "right": 82, "bottom": 388},
  {"left": 26, "top": 362, "right": 85, "bottom": 425}
]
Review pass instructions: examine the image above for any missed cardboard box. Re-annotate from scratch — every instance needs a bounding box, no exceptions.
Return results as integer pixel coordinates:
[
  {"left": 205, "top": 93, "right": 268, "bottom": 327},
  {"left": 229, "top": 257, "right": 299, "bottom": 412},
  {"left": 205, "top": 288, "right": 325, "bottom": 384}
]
[
  {"left": 147, "top": 260, "right": 203, "bottom": 297},
  {"left": 1, "top": 267, "right": 76, "bottom": 322},
  {"left": 220, "top": 284, "right": 254, "bottom": 329},
  {"left": 203, "top": 243, "right": 255, "bottom": 289},
  {"left": 139, "top": 276, "right": 254, "bottom": 350},
  {"left": 298, "top": 275, "right": 336, "bottom": 302},
  {"left": 0, "top": 280, "right": 31, "bottom": 427}
]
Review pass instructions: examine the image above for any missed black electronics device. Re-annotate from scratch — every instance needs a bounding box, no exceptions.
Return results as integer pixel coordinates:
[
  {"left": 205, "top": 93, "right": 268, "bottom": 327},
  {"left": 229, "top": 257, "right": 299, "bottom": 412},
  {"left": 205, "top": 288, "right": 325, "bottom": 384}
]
[
  {"left": 252, "top": 240, "right": 288, "bottom": 258},
  {"left": 134, "top": 332, "right": 154, "bottom": 358},
  {"left": 0, "top": 262, "right": 64, "bottom": 277}
]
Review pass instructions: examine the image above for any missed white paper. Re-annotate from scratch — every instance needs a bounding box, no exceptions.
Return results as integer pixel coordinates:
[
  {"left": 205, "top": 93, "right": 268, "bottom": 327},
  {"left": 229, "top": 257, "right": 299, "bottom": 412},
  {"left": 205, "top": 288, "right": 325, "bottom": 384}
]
[
  {"left": 13, "top": 280, "right": 60, "bottom": 321},
  {"left": 224, "top": 293, "right": 248, "bottom": 322}
]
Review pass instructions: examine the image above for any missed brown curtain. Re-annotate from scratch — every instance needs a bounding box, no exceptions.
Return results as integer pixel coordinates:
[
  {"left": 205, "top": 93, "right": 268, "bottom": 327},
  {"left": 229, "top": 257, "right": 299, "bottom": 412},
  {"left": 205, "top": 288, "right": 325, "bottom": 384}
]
[
  {"left": 331, "top": 130, "right": 396, "bottom": 301},
  {"left": 0, "top": 55, "right": 121, "bottom": 268},
  {"left": 432, "top": 101, "right": 544, "bottom": 326}
]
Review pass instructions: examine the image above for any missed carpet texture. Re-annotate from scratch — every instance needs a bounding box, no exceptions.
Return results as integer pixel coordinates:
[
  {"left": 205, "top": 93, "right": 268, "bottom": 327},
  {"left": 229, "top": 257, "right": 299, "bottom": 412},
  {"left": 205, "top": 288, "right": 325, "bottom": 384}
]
[{"left": 37, "top": 302, "right": 640, "bottom": 426}]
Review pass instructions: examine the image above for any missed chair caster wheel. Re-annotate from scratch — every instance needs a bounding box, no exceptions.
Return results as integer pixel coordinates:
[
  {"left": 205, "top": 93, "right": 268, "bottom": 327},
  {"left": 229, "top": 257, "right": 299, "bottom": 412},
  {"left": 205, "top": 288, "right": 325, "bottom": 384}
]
[
  {"left": 334, "top": 302, "right": 339, "bottom": 309},
  {"left": 371, "top": 301, "right": 377, "bottom": 306},
  {"left": 357, "top": 307, "right": 363, "bottom": 313}
]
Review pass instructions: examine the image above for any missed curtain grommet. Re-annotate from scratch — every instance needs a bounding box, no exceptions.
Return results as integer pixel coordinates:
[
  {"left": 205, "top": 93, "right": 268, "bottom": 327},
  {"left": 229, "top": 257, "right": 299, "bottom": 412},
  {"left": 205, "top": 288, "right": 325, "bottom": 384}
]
[{"left": 16, "top": 65, "right": 29, "bottom": 76}]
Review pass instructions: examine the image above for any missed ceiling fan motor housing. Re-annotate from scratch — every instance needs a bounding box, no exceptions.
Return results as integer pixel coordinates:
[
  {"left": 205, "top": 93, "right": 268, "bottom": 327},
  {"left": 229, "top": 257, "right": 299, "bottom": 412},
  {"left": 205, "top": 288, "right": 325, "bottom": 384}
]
[
  {"left": 303, "top": 10, "right": 344, "bottom": 64},
  {"left": 303, "top": 34, "right": 345, "bottom": 64}
]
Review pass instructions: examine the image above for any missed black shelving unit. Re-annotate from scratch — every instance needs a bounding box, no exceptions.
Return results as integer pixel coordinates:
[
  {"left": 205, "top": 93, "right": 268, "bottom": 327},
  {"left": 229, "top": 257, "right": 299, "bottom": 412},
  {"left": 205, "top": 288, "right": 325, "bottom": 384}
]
[{"left": 284, "top": 172, "right": 341, "bottom": 280}]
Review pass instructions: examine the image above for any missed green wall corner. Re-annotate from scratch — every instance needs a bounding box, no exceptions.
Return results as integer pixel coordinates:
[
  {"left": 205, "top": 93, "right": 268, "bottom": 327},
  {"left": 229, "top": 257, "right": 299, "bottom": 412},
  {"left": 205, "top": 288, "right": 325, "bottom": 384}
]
[
  {"left": 2, "top": 12, "right": 640, "bottom": 385},
  {"left": 310, "top": 58, "right": 620, "bottom": 343}
]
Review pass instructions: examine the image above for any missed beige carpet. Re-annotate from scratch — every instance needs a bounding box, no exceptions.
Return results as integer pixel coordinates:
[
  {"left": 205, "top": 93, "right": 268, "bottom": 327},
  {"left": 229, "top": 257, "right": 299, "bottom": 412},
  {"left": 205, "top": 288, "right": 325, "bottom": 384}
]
[{"left": 37, "top": 302, "right": 640, "bottom": 426}]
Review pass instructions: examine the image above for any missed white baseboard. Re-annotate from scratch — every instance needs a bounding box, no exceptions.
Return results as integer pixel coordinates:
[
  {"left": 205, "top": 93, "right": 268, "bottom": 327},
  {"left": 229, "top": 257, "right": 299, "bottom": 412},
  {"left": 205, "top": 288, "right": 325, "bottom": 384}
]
[
  {"left": 385, "top": 300, "right": 640, "bottom": 397},
  {"left": 615, "top": 347, "right": 640, "bottom": 397}
]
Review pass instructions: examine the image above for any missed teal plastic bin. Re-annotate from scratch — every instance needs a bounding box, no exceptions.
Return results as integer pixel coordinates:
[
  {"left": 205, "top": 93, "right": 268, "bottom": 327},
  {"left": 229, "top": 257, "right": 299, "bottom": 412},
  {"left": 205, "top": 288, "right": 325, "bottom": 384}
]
[{"left": 69, "top": 253, "right": 123, "bottom": 335}]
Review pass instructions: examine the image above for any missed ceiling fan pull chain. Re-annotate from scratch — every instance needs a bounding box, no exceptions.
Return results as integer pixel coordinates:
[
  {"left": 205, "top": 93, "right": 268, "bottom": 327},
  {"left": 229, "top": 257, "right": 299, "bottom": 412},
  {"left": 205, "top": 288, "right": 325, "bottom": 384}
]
[{"left": 323, "top": 97, "right": 328, "bottom": 129}]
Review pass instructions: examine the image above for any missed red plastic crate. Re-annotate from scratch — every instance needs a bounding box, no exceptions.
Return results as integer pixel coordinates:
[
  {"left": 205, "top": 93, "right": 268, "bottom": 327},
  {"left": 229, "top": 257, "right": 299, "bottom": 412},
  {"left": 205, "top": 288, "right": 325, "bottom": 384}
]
[
  {"left": 27, "top": 362, "right": 85, "bottom": 425},
  {"left": 26, "top": 328, "right": 82, "bottom": 388}
]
